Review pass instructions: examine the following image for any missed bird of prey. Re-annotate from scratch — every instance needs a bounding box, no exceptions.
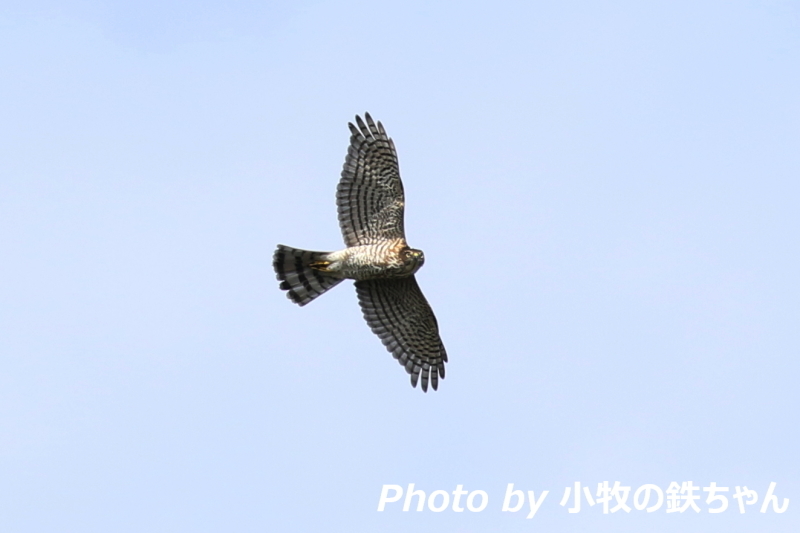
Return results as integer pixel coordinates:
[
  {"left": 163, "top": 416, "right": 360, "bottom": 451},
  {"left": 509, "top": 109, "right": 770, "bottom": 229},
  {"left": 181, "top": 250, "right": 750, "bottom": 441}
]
[{"left": 273, "top": 113, "right": 447, "bottom": 392}]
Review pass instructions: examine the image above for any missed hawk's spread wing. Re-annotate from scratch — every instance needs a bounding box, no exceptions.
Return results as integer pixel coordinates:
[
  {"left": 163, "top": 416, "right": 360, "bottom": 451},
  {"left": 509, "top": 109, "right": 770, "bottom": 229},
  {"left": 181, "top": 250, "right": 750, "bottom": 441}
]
[
  {"left": 337, "top": 113, "right": 405, "bottom": 247},
  {"left": 355, "top": 277, "right": 447, "bottom": 392}
]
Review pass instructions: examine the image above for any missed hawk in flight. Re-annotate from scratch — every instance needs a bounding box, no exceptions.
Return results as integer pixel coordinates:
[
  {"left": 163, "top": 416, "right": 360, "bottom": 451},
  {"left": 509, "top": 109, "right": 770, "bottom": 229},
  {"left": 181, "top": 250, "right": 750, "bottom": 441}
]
[{"left": 273, "top": 113, "right": 447, "bottom": 392}]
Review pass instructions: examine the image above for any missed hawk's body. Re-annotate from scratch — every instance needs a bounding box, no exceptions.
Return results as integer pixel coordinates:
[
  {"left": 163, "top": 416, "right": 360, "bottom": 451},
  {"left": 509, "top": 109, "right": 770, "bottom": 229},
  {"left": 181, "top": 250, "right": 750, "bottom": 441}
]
[{"left": 273, "top": 113, "right": 447, "bottom": 392}]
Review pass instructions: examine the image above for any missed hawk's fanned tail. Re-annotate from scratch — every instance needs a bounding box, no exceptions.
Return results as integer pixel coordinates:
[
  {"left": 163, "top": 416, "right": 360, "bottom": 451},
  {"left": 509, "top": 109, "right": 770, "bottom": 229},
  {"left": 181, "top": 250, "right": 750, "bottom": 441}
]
[{"left": 273, "top": 245, "right": 343, "bottom": 306}]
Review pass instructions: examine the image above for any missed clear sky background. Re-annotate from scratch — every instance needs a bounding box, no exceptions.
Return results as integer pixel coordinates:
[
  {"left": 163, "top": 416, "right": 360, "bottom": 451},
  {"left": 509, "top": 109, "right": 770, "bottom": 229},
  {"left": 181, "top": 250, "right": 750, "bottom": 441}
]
[{"left": 1, "top": 1, "right": 798, "bottom": 531}]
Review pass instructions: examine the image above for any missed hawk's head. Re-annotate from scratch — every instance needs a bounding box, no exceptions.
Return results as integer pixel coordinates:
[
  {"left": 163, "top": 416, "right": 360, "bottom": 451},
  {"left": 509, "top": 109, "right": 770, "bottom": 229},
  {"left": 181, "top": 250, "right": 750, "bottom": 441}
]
[{"left": 403, "top": 248, "right": 425, "bottom": 274}]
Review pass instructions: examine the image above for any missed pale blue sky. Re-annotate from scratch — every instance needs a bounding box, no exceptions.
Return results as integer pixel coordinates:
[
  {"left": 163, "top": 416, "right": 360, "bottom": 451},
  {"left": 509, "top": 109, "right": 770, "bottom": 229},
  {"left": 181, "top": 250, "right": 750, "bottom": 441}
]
[{"left": 1, "top": 1, "right": 798, "bottom": 531}]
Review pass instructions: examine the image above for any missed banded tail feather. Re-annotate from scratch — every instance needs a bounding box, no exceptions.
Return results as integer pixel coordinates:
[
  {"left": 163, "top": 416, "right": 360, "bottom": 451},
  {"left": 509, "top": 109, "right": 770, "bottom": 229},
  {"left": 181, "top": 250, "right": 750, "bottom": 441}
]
[{"left": 273, "top": 245, "right": 343, "bottom": 306}]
